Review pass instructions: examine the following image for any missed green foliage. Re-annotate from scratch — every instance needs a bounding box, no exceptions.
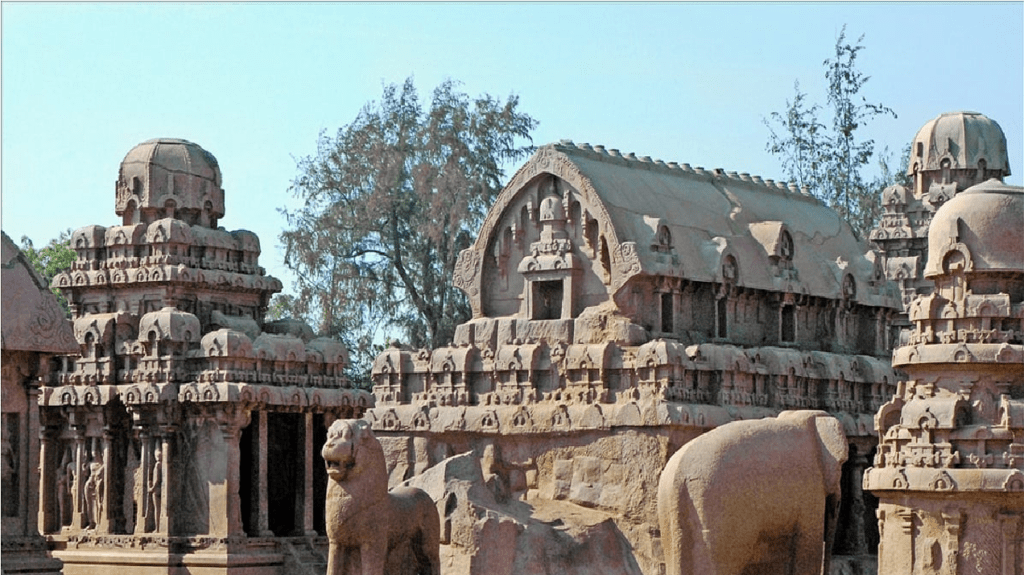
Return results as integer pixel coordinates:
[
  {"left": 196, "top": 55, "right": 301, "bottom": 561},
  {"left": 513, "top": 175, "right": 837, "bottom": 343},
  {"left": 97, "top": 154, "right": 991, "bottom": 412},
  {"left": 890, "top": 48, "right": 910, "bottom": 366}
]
[
  {"left": 765, "top": 25, "right": 897, "bottom": 238},
  {"left": 265, "top": 293, "right": 298, "bottom": 322},
  {"left": 20, "top": 229, "right": 75, "bottom": 317},
  {"left": 280, "top": 77, "right": 538, "bottom": 379}
]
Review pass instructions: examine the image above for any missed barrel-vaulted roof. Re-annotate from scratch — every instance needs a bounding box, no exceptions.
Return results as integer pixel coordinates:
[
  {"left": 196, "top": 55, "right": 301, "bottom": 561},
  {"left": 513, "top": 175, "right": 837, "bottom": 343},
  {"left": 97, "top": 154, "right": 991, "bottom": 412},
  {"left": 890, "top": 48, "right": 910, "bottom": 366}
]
[
  {"left": 457, "top": 141, "right": 898, "bottom": 315},
  {"left": 1, "top": 231, "right": 79, "bottom": 354}
]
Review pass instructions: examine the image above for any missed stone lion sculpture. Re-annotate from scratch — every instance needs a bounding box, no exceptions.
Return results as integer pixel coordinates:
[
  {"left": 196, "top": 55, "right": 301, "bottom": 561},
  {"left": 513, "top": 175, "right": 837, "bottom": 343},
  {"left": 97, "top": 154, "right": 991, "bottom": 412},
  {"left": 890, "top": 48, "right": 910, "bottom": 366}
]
[{"left": 322, "top": 418, "right": 440, "bottom": 575}]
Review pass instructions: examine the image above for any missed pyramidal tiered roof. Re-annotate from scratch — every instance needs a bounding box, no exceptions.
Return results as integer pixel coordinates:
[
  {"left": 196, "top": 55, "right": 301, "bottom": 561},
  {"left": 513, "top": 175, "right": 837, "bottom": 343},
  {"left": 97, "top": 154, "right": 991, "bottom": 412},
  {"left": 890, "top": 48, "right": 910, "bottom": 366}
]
[{"left": 45, "top": 137, "right": 371, "bottom": 411}]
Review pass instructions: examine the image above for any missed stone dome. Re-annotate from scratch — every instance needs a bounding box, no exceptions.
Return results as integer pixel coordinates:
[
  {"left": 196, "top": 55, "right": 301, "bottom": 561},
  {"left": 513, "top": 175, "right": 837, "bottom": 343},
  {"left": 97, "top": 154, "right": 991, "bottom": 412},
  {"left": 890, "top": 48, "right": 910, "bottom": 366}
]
[
  {"left": 924, "top": 178, "right": 1024, "bottom": 278},
  {"left": 908, "top": 111, "right": 1011, "bottom": 177},
  {"left": 116, "top": 138, "right": 225, "bottom": 227}
]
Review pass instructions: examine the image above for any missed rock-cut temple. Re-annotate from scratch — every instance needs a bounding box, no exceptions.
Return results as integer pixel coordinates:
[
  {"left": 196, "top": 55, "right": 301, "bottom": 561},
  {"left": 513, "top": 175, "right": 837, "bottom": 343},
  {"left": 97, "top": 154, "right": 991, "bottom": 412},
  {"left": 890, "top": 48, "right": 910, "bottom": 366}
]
[{"left": 0, "top": 111, "right": 1020, "bottom": 575}]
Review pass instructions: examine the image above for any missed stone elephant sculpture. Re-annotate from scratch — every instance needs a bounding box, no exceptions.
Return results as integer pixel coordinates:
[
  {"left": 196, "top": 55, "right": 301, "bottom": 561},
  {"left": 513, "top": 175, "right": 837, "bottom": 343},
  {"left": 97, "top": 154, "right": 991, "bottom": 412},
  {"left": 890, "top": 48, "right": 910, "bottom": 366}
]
[{"left": 657, "top": 410, "right": 848, "bottom": 575}]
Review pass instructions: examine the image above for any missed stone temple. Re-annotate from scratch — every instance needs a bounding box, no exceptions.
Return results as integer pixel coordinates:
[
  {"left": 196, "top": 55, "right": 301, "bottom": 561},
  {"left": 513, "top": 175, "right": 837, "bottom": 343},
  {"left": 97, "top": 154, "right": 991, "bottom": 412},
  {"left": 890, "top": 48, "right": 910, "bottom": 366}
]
[
  {"left": 31, "top": 138, "right": 372, "bottom": 574},
  {"left": 368, "top": 140, "right": 900, "bottom": 573},
  {"left": 1, "top": 111, "right": 1018, "bottom": 575},
  {"left": 864, "top": 116, "right": 1023, "bottom": 573}
]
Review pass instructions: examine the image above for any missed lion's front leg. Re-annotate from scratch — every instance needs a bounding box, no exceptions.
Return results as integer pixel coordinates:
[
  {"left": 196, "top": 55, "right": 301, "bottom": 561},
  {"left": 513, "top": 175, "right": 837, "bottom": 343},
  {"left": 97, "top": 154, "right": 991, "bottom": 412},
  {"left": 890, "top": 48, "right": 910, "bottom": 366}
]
[
  {"left": 361, "top": 541, "right": 387, "bottom": 575},
  {"left": 327, "top": 543, "right": 347, "bottom": 575}
]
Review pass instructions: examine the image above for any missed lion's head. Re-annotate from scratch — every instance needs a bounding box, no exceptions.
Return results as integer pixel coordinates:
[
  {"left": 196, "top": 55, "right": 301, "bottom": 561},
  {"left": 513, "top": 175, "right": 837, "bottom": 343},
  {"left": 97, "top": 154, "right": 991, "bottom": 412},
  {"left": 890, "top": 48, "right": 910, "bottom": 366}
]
[{"left": 322, "top": 418, "right": 378, "bottom": 483}]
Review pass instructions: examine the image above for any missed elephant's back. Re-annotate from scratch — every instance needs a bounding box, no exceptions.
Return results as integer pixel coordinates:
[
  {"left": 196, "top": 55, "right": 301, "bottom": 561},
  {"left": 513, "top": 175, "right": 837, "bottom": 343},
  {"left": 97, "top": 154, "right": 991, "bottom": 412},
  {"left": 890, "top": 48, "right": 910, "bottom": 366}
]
[
  {"left": 662, "top": 419, "right": 821, "bottom": 504},
  {"left": 388, "top": 486, "right": 440, "bottom": 542},
  {"left": 675, "top": 419, "right": 823, "bottom": 527}
]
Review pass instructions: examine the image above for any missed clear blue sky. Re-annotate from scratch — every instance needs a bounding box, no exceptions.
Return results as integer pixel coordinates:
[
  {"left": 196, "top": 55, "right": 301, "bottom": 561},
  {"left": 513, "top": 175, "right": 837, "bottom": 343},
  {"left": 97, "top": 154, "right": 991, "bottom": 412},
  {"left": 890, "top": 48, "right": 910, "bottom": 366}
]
[{"left": 3, "top": 2, "right": 1022, "bottom": 294}]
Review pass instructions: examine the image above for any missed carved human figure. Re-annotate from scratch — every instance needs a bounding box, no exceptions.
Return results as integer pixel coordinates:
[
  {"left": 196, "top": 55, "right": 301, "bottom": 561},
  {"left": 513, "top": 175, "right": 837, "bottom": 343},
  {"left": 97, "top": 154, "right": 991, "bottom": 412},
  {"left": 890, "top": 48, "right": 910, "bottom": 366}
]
[
  {"left": 147, "top": 449, "right": 163, "bottom": 531},
  {"left": 322, "top": 419, "right": 440, "bottom": 575},
  {"left": 1, "top": 422, "right": 17, "bottom": 517},
  {"left": 657, "top": 410, "right": 848, "bottom": 575},
  {"left": 84, "top": 460, "right": 104, "bottom": 529},
  {"left": 56, "top": 450, "right": 74, "bottom": 527}
]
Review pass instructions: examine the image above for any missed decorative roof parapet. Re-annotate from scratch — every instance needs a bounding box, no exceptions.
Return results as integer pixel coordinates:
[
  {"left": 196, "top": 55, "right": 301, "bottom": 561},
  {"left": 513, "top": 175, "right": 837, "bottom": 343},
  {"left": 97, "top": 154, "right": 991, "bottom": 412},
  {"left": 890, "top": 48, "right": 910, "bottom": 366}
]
[{"left": 49, "top": 138, "right": 351, "bottom": 393}]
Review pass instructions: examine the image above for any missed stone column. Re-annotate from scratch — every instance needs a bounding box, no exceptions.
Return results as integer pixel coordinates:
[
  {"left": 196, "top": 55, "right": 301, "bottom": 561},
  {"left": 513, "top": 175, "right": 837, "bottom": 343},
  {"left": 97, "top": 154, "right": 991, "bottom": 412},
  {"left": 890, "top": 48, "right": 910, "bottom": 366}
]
[
  {"left": 897, "top": 508, "right": 915, "bottom": 574},
  {"left": 37, "top": 422, "right": 57, "bottom": 534},
  {"left": 135, "top": 429, "right": 151, "bottom": 533},
  {"left": 293, "top": 412, "right": 316, "bottom": 535},
  {"left": 999, "top": 513, "right": 1020, "bottom": 575},
  {"left": 71, "top": 425, "right": 87, "bottom": 530},
  {"left": 96, "top": 427, "right": 114, "bottom": 532},
  {"left": 845, "top": 449, "right": 869, "bottom": 555},
  {"left": 23, "top": 385, "right": 41, "bottom": 537},
  {"left": 156, "top": 426, "right": 173, "bottom": 534},
  {"left": 252, "top": 410, "right": 272, "bottom": 536},
  {"left": 302, "top": 412, "right": 315, "bottom": 536},
  {"left": 212, "top": 408, "right": 248, "bottom": 538}
]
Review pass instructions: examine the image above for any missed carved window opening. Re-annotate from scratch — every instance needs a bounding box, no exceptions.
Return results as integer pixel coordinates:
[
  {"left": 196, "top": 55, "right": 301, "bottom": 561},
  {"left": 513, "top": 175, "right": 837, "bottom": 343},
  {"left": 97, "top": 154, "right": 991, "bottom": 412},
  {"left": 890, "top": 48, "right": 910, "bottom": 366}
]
[
  {"left": 532, "top": 280, "right": 563, "bottom": 320},
  {"left": 780, "top": 230, "right": 794, "bottom": 261},
  {"left": 978, "top": 158, "right": 987, "bottom": 181},
  {"left": 781, "top": 305, "right": 796, "bottom": 342},
  {"left": 661, "top": 292, "right": 674, "bottom": 333},
  {"left": 146, "top": 331, "right": 158, "bottom": 357},
  {"left": 941, "top": 158, "right": 951, "bottom": 184},
  {"left": 600, "top": 237, "right": 611, "bottom": 285},
  {"left": 586, "top": 217, "right": 599, "bottom": 256},
  {"left": 655, "top": 225, "right": 672, "bottom": 253}
]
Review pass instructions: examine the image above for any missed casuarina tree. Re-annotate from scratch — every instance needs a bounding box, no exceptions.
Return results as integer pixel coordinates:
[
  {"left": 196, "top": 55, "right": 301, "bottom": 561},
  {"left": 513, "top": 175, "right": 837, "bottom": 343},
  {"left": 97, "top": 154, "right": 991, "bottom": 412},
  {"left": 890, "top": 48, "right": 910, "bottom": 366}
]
[
  {"left": 280, "top": 77, "right": 537, "bottom": 380},
  {"left": 765, "top": 25, "right": 897, "bottom": 238}
]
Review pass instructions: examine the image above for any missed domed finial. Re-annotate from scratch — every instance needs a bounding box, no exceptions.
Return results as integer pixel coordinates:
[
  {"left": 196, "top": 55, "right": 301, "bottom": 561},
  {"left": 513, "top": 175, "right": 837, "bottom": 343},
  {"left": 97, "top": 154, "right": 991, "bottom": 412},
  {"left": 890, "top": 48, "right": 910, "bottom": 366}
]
[{"left": 116, "top": 138, "right": 224, "bottom": 228}]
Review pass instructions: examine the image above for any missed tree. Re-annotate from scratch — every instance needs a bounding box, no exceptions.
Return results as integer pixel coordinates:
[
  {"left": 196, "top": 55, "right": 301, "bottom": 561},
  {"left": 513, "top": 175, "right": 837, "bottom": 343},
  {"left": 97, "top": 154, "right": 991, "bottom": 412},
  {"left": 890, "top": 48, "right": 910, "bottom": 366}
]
[
  {"left": 280, "top": 77, "right": 538, "bottom": 379},
  {"left": 20, "top": 229, "right": 76, "bottom": 317},
  {"left": 765, "top": 25, "right": 897, "bottom": 238}
]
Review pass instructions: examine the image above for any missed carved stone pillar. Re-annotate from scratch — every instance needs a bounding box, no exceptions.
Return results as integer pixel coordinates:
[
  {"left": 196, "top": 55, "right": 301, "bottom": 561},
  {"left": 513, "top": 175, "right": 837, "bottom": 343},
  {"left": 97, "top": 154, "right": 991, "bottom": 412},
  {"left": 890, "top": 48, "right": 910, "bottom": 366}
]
[
  {"left": 156, "top": 425, "right": 173, "bottom": 534},
  {"left": 251, "top": 410, "right": 272, "bottom": 536},
  {"left": 297, "top": 412, "right": 315, "bottom": 536},
  {"left": 210, "top": 407, "right": 249, "bottom": 538},
  {"left": 897, "top": 508, "right": 915, "bottom": 573},
  {"left": 96, "top": 427, "right": 115, "bottom": 532},
  {"left": 845, "top": 450, "right": 869, "bottom": 555},
  {"left": 37, "top": 420, "right": 58, "bottom": 534},
  {"left": 24, "top": 384, "right": 41, "bottom": 537},
  {"left": 999, "top": 512, "right": 1020, "bottom": 575},
  {"left": 70, "top": 425, "right": 87, "bottom": 530},
  {"left": 135, "top": 428, "right": 152, "bottom": 533}
]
